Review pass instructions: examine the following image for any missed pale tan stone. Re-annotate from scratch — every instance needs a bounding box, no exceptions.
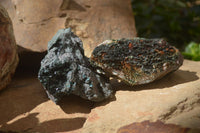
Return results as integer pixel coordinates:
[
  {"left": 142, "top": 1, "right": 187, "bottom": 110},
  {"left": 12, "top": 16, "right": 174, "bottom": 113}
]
[
  {"left": 82, "top": 60, "right": 200, "bottom": 133},
  {"left": 0, "top": 74, "right": 93, "bottom": 133},
  {"left": 0, "top": 0, "right": 136, "bottom": 57},
  {"left": 0, "top": 60, "right": 199, "bottom": 133}
]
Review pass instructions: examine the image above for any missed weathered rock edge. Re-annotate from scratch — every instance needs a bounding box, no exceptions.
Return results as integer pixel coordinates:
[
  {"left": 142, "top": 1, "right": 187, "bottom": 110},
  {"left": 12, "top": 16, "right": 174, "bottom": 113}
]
[
  {"left": 0, "top": 4, "right": 18, "bottom": 91},
  {"left": 38, "top": 28, "right": 113, "bottom": 103}
]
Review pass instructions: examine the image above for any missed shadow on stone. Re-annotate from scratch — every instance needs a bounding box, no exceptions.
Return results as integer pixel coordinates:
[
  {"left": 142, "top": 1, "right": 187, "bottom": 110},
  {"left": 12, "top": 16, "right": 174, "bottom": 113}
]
[
  {"left": 36, "top": 117, "right": 86, "bottom": 133},
  {"left": 16, "top": 46, "right": 47, "bottom": 75},
  {"left": 117, "top": 120, "right": 195, "bottom": 133},
  {"left": 92, "top": 94, "right": 117, "bottom": 108},
  {"left": 59, "top": 69, "right": 199, "bottom": 109},
  {"left": 58, "top": 95, "right": 95, "bottom": 114},
  {"left": 60, "top": 0, "right": 86, "bottom": 11},
  {"left": 0, "top": 113, "right": 86, "bottom": 133},
  {"left": 112, "top": 70, "right": 199, "bottom": 91},
  {"left": 0, "top": 47, "right": 49, "bottom": 130},
  {"left": 58, "top": 92, "right": 117, "bottom": 113},
  {"left": 0, "top": 113, "right": 39, "bottom": 132},
  {"left": 0, "top": 74, "right": 48, "bottom": 127}
]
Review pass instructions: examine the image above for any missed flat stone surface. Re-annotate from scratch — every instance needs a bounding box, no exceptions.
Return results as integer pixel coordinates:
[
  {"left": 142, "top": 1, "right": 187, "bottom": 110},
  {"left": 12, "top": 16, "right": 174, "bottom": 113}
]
[
  {"left": 117, "top": 120, "right": 194, "bottom": 133},
  {"left": 0, "top": 60, "right": 200, "bottom": 133},
  {"left": 82, "top": 60, "right": 200, "bottom": 133},
  {"left": 0, "top": 72, "right": 93, "bottom": 133}
]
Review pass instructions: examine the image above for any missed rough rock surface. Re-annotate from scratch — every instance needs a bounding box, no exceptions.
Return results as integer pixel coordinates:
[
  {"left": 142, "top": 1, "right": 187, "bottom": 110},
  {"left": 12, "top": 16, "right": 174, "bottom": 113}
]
[
  {"left": 38, "top": 28, "right": 113, "bottom": 103},
  {"left": 0, "top": 0, "right": 136, "bottom": 57},
  {"left": 0, "top": 60, "right": 199, "bottom": 133},
  {"left": 82, "top": 60, "right": 200, "bottom": 133},
  {"left": 0, "top": 4, "right": 18, "bottom": 91},
  {"left": 90, "top": 38, "right": 183, "bottom": 85}
]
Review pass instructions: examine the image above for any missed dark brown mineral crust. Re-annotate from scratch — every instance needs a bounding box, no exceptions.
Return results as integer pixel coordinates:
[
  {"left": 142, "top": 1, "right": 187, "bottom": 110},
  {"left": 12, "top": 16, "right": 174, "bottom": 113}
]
[
  {"left": 38, "top": 28, "right": 113, "bottom": 103},
  {"left": 0, "top": 4, "right": 18, "bottom": 91},
  {"left": 90, "top": 38, "right": 183, "bottom": 85}
]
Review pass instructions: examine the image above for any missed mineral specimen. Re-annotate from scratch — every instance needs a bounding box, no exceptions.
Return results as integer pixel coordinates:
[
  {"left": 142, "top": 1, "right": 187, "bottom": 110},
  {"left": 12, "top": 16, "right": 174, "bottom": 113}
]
[
  {"left": 38, "top": 28, "right": 113, "bottom": 103},
  {"left": 90, "top": 38, "right": 183, "bottom": 85},
  {"left": 0, "top": 4, "right": 18, "bottom": 91}
]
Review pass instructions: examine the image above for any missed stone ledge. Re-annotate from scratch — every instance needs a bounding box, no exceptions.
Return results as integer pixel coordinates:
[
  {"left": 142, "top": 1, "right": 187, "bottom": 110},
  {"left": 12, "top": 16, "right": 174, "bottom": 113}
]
[{"left": 0, "top": 60, "right": 199, "bottom": 133}]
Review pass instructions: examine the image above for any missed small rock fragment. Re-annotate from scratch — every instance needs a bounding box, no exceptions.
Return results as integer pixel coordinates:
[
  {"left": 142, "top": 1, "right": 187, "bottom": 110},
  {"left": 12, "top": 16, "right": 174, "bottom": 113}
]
[
  {"left": 38, "top": 28, "right": 113, "bottom": 103},
  {"left": 90, "top": 38, "right": 183, "bottom": 85}
]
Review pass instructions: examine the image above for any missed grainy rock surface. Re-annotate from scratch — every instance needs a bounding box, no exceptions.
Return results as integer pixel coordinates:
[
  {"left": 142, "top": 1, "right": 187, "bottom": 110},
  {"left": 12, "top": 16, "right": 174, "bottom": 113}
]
[
  {"left": 0, "top": 4, "right": 18, "bottom": 91},
  {"left": 0, "top": 0, "right": 136, "bottom": 56},
  {"left": 38, "top": 28, "right": 113, "bottom": 103},
  {"left": 90, "top": 38, "right": 183, "bottom": 85}
]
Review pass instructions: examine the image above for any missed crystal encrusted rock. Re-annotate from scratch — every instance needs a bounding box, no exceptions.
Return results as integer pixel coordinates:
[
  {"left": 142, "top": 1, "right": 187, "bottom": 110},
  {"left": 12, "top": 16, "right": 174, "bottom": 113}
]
[
  {"left": 90, "top": 38, "right": 183, "bottom": 85},
  {"left": 38, "top": 28, "right": 113, "bottom": 103}
]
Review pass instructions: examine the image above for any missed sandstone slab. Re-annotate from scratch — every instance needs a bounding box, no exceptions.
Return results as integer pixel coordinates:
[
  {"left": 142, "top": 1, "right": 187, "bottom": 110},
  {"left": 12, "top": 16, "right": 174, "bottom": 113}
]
[
  {"left": 0, "top": 72, "right": 93, "bottom": 133},
  {"left": 0, "top": 60, "right": 199, "bottom": 133},
  {"left": 82, "top": 60, "right": 200, "bottom": 133},
  {"left": 0, "top": 0, "right": 136, "bottom": 57},
  {"left": 117, "top": 120, "right": 199, "bottom": 133},
  {"left": 0, "top": 4, "right": 18, "bottom": 91}
]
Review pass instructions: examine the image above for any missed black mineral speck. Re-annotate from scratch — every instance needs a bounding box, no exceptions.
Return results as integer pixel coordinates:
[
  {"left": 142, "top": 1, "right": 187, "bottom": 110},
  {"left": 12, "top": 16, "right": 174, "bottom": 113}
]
[{"left": 38, "top": 28, "right": 113, "bottom": 103}]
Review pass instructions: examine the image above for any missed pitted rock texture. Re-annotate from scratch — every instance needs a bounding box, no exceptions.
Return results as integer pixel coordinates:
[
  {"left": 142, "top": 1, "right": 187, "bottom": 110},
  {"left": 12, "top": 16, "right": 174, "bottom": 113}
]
[
  {"left": 90, "top": 38, "right": 183, "bottom": 85},
  {"left": 38, "top": 28, "right": 113, "bottom": 103},
  {"left": 0, "top": 4, "right": 18, "bottom": 91}
]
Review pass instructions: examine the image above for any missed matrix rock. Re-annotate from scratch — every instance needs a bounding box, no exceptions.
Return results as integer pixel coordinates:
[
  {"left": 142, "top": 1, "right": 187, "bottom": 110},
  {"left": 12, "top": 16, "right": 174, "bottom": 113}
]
[
  {"left": 38, "top": 28, "right": 113, "bottom": 103},
  {"left": 90, "top": 38, "right": 183, "bottom": 85}
]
